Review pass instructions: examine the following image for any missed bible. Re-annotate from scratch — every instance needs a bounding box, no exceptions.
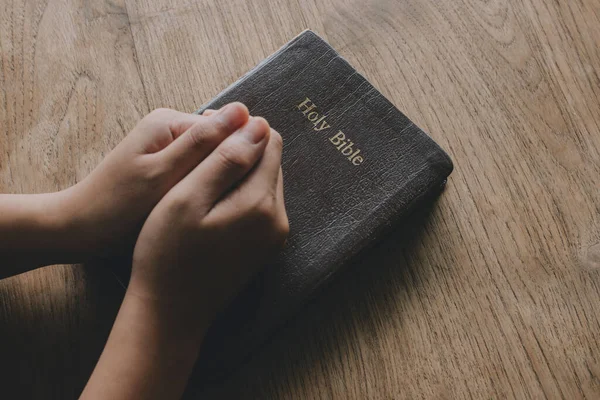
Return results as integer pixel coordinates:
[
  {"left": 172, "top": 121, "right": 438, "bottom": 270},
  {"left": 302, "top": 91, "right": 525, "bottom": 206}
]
[{"left": 193, "top": 30, "right": 453, "bottom": 380}]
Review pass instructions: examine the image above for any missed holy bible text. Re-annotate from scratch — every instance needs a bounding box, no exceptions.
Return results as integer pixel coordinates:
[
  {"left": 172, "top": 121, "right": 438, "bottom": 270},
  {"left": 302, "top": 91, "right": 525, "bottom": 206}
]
[{"left": 297, "top": 97, "right": 365, "bottom": 166}]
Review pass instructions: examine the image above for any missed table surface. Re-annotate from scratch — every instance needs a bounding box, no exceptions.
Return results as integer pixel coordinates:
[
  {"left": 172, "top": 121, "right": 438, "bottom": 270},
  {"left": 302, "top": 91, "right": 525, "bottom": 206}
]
[{"left": 1, "top": 0, "right": 599, "bottom": 398}]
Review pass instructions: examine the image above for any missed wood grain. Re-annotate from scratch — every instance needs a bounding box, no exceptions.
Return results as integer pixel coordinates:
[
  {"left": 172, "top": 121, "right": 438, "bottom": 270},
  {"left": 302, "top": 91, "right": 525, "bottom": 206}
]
[{"left": 1, "top": 0, "right": 599, "bottom": 398}]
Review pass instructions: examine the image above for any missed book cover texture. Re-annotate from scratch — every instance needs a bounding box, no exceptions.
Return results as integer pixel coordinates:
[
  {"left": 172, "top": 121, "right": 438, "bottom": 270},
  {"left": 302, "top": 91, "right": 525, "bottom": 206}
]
[{"left": 193, "top": 30, "right": 453, "bottom": 379}]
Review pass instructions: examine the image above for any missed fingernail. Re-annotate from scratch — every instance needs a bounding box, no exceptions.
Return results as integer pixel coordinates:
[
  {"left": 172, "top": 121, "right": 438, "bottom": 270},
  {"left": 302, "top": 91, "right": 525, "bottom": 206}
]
[
  {"left": 216, "top": 103, "right": 230, "bottom": 113},
  {"left": 216, "top": 103, "right": 246, "bottom": 130},
  {"left": 238, "top": 117, "right": 269, "bottom": 144},
  {"left": 216, "top": 104, "right": 232, "bottom": 116},
  {"left": 215, "top": 103, "right": 235, "bottom": 122}
]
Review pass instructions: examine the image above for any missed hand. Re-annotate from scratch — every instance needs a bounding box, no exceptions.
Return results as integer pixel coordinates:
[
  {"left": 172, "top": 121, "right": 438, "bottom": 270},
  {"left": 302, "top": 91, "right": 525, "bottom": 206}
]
[
  {"left": 128, "top": 115, "right": 289, "bottom": 322},
  {"left": 81, "top": 111, "right": 288, "bottom": 400},
  {"left": 55, "top": 103, "right": 252, "bottom": 257}
]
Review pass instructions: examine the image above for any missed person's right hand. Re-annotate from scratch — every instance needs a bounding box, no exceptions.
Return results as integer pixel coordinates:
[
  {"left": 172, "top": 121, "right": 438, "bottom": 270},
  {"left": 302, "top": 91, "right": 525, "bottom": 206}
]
[{"left": 128, "top": 110, "right": 289, "bottom": 326}]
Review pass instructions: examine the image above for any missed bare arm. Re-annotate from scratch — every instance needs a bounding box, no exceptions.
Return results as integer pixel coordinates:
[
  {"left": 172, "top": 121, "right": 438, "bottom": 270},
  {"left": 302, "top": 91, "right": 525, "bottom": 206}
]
[
  {"left": 0, "top": 104, "right": 248, "bottom": 279},
  {"left": 1, "top": 103, "right": 287, "bottom": 399},
  {"left": 0, "top": 191, "right": 77, "bottom": 278},
  {"left": 80, "top": 293, "right": 208, "bottom": 399},
  {"left": 81, "top": 109, "right": 287, "bottom": 399}
]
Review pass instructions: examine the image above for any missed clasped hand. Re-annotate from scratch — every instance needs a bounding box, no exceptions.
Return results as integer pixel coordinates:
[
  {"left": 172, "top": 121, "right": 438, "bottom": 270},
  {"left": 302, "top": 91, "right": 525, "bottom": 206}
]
[{"left": 2, "top": 103, "right": 288, "bottom": 399}]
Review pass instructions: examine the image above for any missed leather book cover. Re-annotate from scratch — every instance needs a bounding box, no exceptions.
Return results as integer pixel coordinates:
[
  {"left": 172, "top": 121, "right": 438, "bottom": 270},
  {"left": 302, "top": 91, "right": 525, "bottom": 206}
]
[{"left": 192, "top": 30, "right": 453, "bottom": 380}]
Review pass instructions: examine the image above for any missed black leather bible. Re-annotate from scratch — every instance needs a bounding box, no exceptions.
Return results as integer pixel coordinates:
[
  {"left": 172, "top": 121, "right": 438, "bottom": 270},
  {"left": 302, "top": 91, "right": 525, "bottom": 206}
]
[{"left": 193, "top": 30, "right": 453, "bottom": 380}]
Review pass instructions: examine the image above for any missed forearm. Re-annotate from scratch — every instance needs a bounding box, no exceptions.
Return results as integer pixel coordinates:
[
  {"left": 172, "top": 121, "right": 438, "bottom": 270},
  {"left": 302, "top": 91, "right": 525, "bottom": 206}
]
[
  {"left": 81, "top": 291, "right": 207, "bottom": 399},
  {"left": 0, "top": 190, "right": 86, "bottom": 278}
]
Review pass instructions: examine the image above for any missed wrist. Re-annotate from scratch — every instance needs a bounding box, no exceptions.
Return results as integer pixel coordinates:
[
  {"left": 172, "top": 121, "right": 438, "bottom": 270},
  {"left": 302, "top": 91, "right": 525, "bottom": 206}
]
[
  {"left": 42, "top": 186, "right": 99, "bottom": 260},
  {"left": 0, "top": 190, "right": 96, "bottom": 277},
  {"left": 117, "top": 290, "right": 208, "bottom": 385},
  {"left": 0, "top": 191, "right": 80, "bottom": 257},
  {"left": 81, "top": 289, "right": 207, "bottom": 399},
  {"left": 50, "top": 182, "right": 123, "bottom": 260},
  {"left": 122, "top": 289, "right": 209, "bottom": 341},
  {"left": 123, "top": 285, "right": 211, "bottom": 339}
]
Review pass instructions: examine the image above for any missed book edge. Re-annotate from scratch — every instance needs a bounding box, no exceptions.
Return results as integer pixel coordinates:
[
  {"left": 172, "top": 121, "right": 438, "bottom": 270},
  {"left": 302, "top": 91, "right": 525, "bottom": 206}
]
[
  {"left": 201, "top": 167, "right": 449, "bottom": 382},
  {"left": 194, "top": 30, "right": 454, "bottom": 172},
  {"left": 194, "top": 30, "right": 455, "bottom": 379},
  {"left": 310, "top": 35, "right": 454, "bottom": 171},
  {"left": 193, "top": 29, "right": 317, "bottom": 115}
]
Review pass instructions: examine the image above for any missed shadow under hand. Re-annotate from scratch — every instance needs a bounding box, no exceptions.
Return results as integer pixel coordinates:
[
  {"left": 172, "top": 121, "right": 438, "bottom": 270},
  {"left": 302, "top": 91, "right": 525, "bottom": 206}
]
[
  {"left": 0, "top": 260, "right": 125, "bottom": 399},
  {"left": 190, "top": 190, "right": 444, "bottom": 399}
]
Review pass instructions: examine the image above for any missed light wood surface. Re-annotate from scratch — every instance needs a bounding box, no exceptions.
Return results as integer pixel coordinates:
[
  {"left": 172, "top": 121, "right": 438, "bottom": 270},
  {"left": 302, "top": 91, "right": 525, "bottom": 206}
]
[{"left": 1, "top": 0, "right": 599, "bottom": 398}]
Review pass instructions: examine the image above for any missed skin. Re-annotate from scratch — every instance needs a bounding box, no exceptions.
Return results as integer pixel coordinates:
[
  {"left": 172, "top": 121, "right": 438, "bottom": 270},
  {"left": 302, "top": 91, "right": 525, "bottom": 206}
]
[{"left": 0, "top": 103, "right": 289, "bottom": 399}]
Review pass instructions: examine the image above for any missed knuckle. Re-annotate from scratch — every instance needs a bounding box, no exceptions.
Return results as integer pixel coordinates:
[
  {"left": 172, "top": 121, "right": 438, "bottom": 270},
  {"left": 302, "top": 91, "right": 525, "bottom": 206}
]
[
  {"left": 280, "top": 215, "right": 290, "bottom": 235},
  {"left": 147, "top": 108, "right": 172, "bottom": 120},
  {"left": 270, "top": 129, "right": 283, "bottom": 149},
  {"left": 255, "top": 200, "right": 276, "bottom": 221},
  {"left": 138, "top": 155, "right": 167, "bottom": 184},
  {"left": 275, "top": 216, "right": 290, "bottom": 239},
  {"left": 186, "top": 122, "right": 210, "bottom": 148},
  {"left": 252, "top": 116, "right": 270, "bottom": 132},
  {"left": 140, "top": 108, "right": 173, "bottom": 131},
  {"left": 165, "top": 191, "right": 205, "bottom": 228},
  {"left": 144, "top": 166, "right": 164, "bottom": 184},
  {"left": 217, "top": 144, "right": 252, "bottom": 171},
  {"left": 249, "top": 195, "right": 281, "bottom": 227},
  {"left": 210, "top": 111, "right": 229, "bottom": 132},
  {"left": 165, "top": 191, "right": 189, "bottom": 214}
]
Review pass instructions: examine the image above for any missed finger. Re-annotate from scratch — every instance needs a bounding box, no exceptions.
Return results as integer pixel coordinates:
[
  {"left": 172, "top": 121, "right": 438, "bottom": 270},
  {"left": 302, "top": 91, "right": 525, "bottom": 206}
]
[
  {"left": 163, "top": 106, "right": 234, "bottom": 139},
  {"left": 276, "top": 167, "right": 290, "bottom": 245},
  {"left": 158, "top": 102, "right": 250, "bottom": 176},
  {"left": 129, "top": 108, "right": 203, "bottom": 153},
  {"left": 216, "top": 128, "right": 283, "bottom": 210},
  {"left": 233, "top": 128, "right": 282, "bottom": 193},
  {"left": 275, "top": 167, "right": 288, "bottom": 227},
  {"left": 181, "top": 116, "right": 271, "bottom": 210},
  {"left": 163, "top": 111, "right": 204, "bottom": 139},
  {"left": 276, "top": 167, "right": 285, "bottom": 211}
]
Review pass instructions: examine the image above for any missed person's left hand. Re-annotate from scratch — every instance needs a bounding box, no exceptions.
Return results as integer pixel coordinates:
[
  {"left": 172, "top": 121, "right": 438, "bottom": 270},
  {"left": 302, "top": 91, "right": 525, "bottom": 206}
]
[{"left": 54, "top": 103, "right": 251, "bottom": 257}]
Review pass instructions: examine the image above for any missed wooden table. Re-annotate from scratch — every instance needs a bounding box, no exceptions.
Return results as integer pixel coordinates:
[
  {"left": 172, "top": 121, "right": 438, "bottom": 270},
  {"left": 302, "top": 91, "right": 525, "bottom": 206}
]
[{"left": 1, "top": 0, "right": 599, "bottom": 398}]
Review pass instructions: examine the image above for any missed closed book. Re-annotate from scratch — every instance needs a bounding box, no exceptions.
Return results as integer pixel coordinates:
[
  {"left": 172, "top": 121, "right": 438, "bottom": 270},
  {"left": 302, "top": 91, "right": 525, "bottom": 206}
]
[{"left": 193, "top": 30, "right": 453, "bottom": 380}]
